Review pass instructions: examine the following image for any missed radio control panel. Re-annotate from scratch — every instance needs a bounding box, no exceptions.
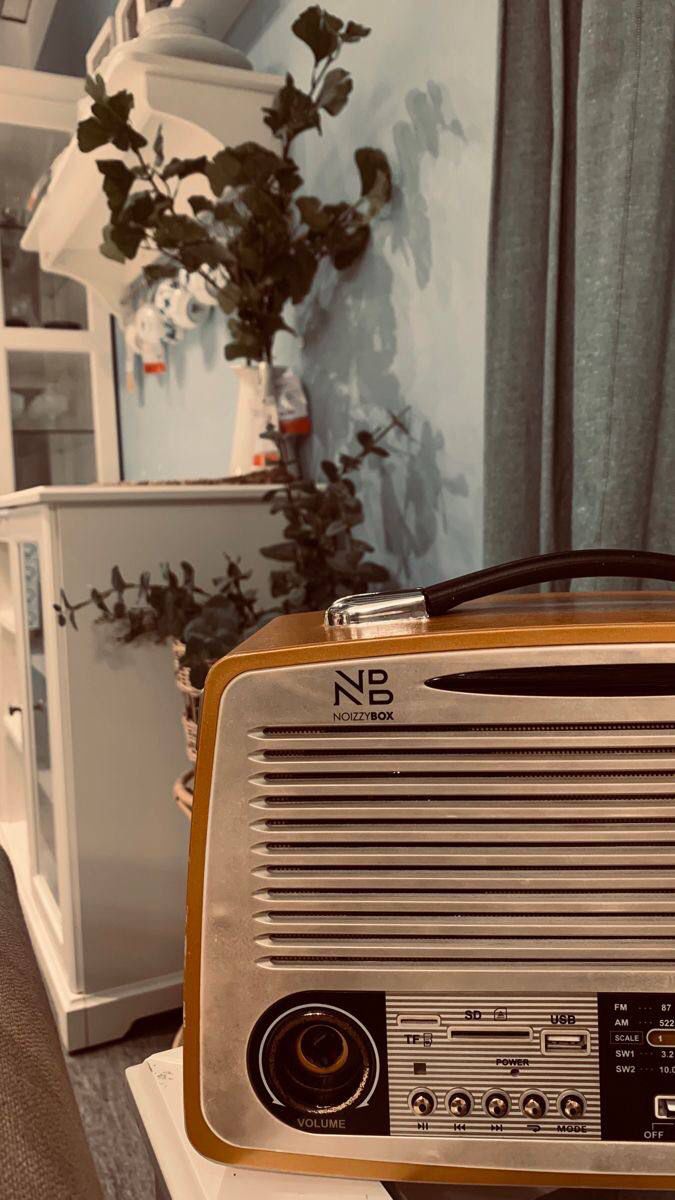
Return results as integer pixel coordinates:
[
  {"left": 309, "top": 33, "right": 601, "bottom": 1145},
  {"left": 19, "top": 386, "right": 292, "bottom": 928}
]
[
  {"left": 247, "top": 990, "right": 675, "bottom": 1143},
  {"left": 387, "top": 993, "right": 600, "bottom": 1140}
]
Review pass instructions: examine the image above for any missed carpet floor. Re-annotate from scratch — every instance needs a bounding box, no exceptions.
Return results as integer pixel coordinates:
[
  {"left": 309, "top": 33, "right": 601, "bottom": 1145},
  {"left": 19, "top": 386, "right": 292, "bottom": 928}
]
[{"left": 65, "top": 1009, "right": 179, "bottom": 1200}]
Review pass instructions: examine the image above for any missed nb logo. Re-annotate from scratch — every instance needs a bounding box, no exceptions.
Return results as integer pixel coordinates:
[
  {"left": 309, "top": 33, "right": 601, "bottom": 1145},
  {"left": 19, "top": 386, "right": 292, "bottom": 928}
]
[{"left": 333, "top": 668, "right": 393, "bottom": 707}]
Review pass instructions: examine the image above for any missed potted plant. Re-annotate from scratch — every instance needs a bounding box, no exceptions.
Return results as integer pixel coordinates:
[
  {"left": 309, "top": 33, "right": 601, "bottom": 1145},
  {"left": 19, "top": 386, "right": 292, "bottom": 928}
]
[
  {"left": 56, "top": 414, "right": 407, "bottom": 793},
  {"left": 77, "top": 5, "right": 392, "bottom": 472}
]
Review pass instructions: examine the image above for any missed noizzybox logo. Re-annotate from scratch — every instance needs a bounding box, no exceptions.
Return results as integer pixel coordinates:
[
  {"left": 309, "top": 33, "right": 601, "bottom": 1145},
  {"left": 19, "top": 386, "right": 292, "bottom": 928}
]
[{"left": 333, "top": 668, "right": 394, "bottom": 721}]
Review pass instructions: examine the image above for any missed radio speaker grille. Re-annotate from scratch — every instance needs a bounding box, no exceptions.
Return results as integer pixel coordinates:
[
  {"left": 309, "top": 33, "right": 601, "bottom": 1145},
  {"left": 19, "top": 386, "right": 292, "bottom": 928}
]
[{"left": 249, "top": 723, "right": 675, "bottom": 970}]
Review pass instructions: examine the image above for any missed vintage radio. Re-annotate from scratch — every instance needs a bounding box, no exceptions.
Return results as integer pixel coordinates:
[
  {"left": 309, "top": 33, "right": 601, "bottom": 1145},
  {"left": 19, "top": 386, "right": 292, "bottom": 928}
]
[{"left": 185, "top": 549, "right": 675, "bottom": 1189}]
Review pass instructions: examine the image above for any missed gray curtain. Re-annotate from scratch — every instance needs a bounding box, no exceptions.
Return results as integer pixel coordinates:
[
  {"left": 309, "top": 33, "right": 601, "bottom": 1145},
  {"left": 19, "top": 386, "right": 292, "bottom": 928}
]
[{"left": 484, "top": 0, "right": 675, "bottom": 579}]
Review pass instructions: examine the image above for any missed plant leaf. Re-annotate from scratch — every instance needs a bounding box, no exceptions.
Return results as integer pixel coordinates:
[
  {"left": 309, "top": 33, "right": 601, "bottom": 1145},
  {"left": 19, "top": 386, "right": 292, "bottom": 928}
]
[
  {"left": 317, "top": 68, "right": 352, "bottom": 116},
  {"left": 77, "top": 116, "right": 111, "bottom": 153},
  {"left": 111, "top": 565, "right": 127, "bottom": 595},
  {"left": 286, "top": 240, "right": 318, "bottom": 303},
  {"left": 162, "top": 155, "right": 209, "bottom": 181},
  {"left": 331, "top": 222, "right": 369, "bottom": 269},
  {"left": 263, "top": 74, "right": 321, "bottom": 142},
  {"left": 216, "top": 281, "right": 241, "bottom": 315},
  {"left": 296, "top": 195, "right": 331, "bottom": 232},
  {"left": 342, "top": 20, "right": 370, "bottom": 42},
  {"left": 260, "top": 542, "right": 297, "bottom": 563},
  {"left": 84, "top": 73, "right": 107, "bottom": 104},
  {"left": 354, "top": 146, "right": 392, "bottom": 214},
  {"left": 78, "top": 90, "right": 148, "bottom": 154},
  {"left": 224, "top": 339, "right": 262, "bottom": 362},
  {"left": 206, "top": 147, "right": 244, "bottom": 195},
  {"left": 100, "top": 228, "right": 127, "bottom": 263},
  {"left": 90, "top": 587, "right": 111, "bottom": 615},
  {"left": 122, "top": 190, "right": 156, "bottom": 225},
  {"left": 291, "top": 5, "right": 341, "bottom": 62},
  {"left": 153, "top": 124, "right": 164, "bottom": 166},
  {"left": 321, "top": 459, "right": 339, "bottom": 482},
  {"left": 188, "top": 194, "right": 214, "bottom": 216},
  {"left": 143, "top": 261, "right": 179, "bottom": 283},
  {"left": 154, "top": 213, "right": 207, "bottom": 249},
  {"left": 97, "top": 159, "right": 135, "bottom": 216},
  {"left": 102, "top": 220, "right": 144, "bottom": 261}
]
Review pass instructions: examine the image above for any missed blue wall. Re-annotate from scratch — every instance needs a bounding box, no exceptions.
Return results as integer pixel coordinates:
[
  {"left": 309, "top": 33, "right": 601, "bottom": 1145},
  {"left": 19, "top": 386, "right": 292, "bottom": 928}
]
[
  {"left": 41, "top": 0, "right": 499, "bottom": 585},
  {"left": 37, "top": 0, "right": 117, "bottom": 75}
]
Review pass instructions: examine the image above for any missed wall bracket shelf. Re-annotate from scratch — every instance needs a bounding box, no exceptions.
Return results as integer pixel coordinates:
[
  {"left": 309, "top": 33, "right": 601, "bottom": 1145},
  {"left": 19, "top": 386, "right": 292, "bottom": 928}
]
[{"left": 22, "top": 51, "right": 282, "bottom": 314}]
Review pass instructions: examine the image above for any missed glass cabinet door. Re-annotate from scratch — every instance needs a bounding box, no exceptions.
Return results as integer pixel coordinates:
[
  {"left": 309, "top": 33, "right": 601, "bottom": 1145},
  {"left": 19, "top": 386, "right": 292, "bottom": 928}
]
[
  {"left": 0, "top": 69, "right": 121, "bottom": 494},
  {"left": 9, "top": 351, "right": 97, "bottom": 489},
  {"left": 0, "top": 539, "right": 27, "bottom": 839},
  {"left": 20, "top": 541, "right": 59, "bottom": 910},
  {"left": 0, "top": 125, "right": 87, "bottom": 331}
]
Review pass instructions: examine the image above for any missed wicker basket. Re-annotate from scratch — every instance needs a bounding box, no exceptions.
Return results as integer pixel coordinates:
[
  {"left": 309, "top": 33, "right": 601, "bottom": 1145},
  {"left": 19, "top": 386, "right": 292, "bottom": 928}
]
[
  {"left": 173, "top": 769, "right": 194, "bottom": 820},
  {"left": 172, "top": 639, "right": 202, "bottom": 763}
]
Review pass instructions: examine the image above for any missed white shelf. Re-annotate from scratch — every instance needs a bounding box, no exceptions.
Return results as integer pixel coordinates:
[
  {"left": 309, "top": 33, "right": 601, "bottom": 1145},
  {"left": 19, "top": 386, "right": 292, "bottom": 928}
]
[
  {"left": 0, "top": 481, "right": 274, "bottom": 507},
  {"left": 0, "top": 326, "right": 92, "bottom": 354},
  {"left": 3, "top": 708, "right": 23, "bottom": 752},
  {"left": 0, "top": 605, "right": 15, "bottom": 634},
  {"left": 23, "top": 51, "right": 282, "bottom": 314}
]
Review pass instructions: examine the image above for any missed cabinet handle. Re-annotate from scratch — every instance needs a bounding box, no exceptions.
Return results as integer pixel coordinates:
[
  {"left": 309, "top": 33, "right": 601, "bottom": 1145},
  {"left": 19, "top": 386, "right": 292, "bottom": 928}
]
[
  {"left": 8, "top": 705, "right": 21, "bottom": 716},
  {"left": 33, "top": 700, "right": 45, "bottom": 713}
]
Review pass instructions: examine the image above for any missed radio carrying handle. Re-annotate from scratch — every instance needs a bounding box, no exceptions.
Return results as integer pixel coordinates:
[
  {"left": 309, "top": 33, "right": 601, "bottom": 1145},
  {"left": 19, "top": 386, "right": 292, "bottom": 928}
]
[
  {"left": 422, "top": 549, "right": 675, "bottom": 618},
  {"left": 325, "top": 549, "right": 675, "bottom": 627}
]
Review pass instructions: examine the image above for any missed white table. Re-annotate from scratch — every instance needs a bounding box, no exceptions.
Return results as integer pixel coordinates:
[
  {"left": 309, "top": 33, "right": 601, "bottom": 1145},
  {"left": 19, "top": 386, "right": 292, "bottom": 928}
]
[{"left": 125, "top": 1049, "right": 555, "bottom": 1200}]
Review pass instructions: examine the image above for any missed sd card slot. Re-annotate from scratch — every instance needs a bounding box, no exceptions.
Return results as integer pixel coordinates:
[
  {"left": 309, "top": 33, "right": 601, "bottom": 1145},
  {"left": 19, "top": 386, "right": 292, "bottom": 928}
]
[{"left": 447, "top": 1025, "right": 533, "bottom": 1041}]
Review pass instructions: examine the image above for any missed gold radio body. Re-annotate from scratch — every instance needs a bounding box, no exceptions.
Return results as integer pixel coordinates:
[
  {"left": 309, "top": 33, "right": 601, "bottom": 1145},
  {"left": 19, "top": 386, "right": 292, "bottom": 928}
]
[{"left": 185, "top": 552, "right": 675, "bottom": 1190}]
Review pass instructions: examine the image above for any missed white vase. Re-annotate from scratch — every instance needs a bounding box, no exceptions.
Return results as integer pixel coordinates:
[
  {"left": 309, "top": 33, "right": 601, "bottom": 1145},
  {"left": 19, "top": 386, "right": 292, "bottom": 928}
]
[
  {"left": 133, "top": 9, "right": 251, "bottom": 70},
  {"left": 229, "top": 363, "right": 284, "bottom": 476}
]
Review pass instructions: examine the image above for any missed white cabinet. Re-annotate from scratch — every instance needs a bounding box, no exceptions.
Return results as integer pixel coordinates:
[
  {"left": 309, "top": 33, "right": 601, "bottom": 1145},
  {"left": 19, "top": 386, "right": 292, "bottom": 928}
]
[
  {"left": 0, "top": 482, "right": 277, "bottom": 1049},
  {"left": 0, "top": 67, "right": 120, "bottom": 492}
]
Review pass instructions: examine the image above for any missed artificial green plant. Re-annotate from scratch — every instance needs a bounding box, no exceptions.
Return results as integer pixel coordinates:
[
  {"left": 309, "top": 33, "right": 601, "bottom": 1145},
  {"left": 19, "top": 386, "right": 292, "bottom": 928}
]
[
  {"left": 55, "top": 413, "right": 408, "bottom": 686},
  {"left": 77, "top": 5, "right": 392, "bottom": 364}
]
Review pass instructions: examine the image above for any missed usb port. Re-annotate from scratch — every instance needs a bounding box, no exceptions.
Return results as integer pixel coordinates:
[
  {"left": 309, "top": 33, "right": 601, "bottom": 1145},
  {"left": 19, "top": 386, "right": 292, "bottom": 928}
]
[
  {"left": 541, "top": 1030, "right": 590, "bottom": 1054},
  {"left": 655, "top": 1095, "right": 675, "bottom": 1120}
]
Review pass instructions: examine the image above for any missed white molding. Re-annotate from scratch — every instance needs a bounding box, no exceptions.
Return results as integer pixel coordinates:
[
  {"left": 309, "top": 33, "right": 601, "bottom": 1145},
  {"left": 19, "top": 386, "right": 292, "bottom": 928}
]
[
  {"left": 0, "top": 481, "right": 273, "bottom": 507},
  {"left": 0, "top": 327, "right": 93, "bottom": 353},
  {"left": 114, "top": 0, "right": 150, "bottom": 46},
  {"left": 0, "top": 63, "right": 82, "bottom": 128},
  {"left": 171, "top": 0, "right": 253, "bottom": 41},
  {"left": 87, "top": 296, "right": 121, "bottom": 484}
]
